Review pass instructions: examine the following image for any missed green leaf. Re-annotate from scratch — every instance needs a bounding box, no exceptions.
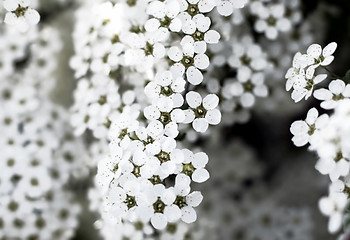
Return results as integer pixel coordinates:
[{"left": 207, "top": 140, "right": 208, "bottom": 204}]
[{"left": 345, "top": 69, "right": 350, "bottom": 84}]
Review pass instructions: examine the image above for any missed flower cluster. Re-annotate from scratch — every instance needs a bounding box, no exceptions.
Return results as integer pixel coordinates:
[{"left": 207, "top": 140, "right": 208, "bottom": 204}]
[
  {"left": 0, "top": 0, "right": 343, "bottom": 238},
  {"left": 285, "top": 42, "right": 337, "bottom": 102},
  {"left": 69, "top": 0, "right": 241, "bottom": 233},
  {"left": 225, "top": 36, "right": 269, "bottom": 108},
  {"left": 288, "top": 42, "right": 350, "bottom": 234},
  {"left": 0, "top": 12, "right": 86, "bottom": 237}
]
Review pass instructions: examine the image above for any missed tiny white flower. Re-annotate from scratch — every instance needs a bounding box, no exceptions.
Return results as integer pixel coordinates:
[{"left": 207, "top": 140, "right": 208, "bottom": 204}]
[
  {"left": 181, "top": 149, "right": 210, "bottom": 183},
  {"left": 319, "top": 184, "right": 347, "bottom": 233},
  {"left": 3, "top": 0, "right": 40, "bottom": 32},
  {"left": 184, "top": 91, "right": 221, "bottom": 133},
  {"left": 168, "top": 44, "right": 210, "bottom": 85},
  {"left": 314, "top": 80, "right": 350, "bottom": 109},
  {"left": 306, "top": 42, "right": 337, "bottom": 68},
  {"left": 290, "top": 108, "right": 329, "bottom": 147}
]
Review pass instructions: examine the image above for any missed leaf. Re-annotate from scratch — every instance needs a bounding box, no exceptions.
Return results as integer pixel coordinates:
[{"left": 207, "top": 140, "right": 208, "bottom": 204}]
[{"left": 345, "top": 69, "right": 350, "bottom": 84}]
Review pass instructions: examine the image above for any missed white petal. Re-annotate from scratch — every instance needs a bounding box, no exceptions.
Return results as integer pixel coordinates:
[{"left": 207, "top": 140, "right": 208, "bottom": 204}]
[
  {"left": 25, "top": 9, "right": 40, "bottom": 25},
  {"left": 192, "top": 169, "right": 210, "bottom": 183},
  {"left": 151, "top": 213, "right": 167, "bottom": 230},
  {"left": 202, "top": 94, "right": 219, "bottom": 110},
  {"left": 194, "top": 41, "right": 207, "bottom": 54},
  {"left": 145, "top": 18, "right": 161, "bottom": 32},
  {"left": 4, "top": 13, "right": 17, "bottom": 25},
  {"left": 329, "top": 80, "right": 345, "bottom": 95},
  {"left": 186, "top": 66, "right": 203, "bottom": 85},
  {"left": 292, "top": 89, "right": 308, "bottom": 102},
  {"left": 193, "top": 152, "right": 208, "bottom": 168},
  {"left": 182, "top": 20, "right": 196, "bottom": 34},
  {"left": 328, "top": 213, "right": 342, "bottom": 233},
  {"left": 290, "top": 120, "right": 308, "bottom": 135},
  {"left": 322, "top": 42, "right": 337, "bottom": 57},
  {"left": 161, "top": 189, "right": 176, "bottom": 205},
  {"left": 194, "top": 54, "right": 210, "bottom": 70},
  {"left": 186, "top": 91, "right": 202, "bottom": 108},
  {"left": 305, "top": 108, "right": 318, "bottom": 125},
  {"left": 144, "top": 105, "right": 160, "bottom": 120},
  {"left": 181, "top": 206, "right": 197, "bottom": 223},
  {"left": 265, "top": 27, "right": 278, "bottom": 40},
  {"left": 192, "top": 118, "right": 209, "bottom": 132},
  {"left": 164, "top": 205, "right": 182, "bottom": 222},
  {"left": 168, "top": 47, "right": 183, "bottom": 62},
  {"left": 169, "top": 18, "right": 182, "bottom": 32},
  {"left": 292, "top": 135, "right": 309, "bottom": 147},
  {"left": 170, "top": 148, "right": 184, "bottom": 164},
  {"left": 186, "top": 191, "right": 203, "bottom": 207},
  {"left": 170, "top": 63, "right": 185, "bottom": 78},
  {"left": 313, "top": 89, "right": 332, "bottom": 100},
  {"left": 307, "top": 44, "right": 322, "bottom": 59},
  {"left": 183, "top": 109, "right": 195, "bottom": 123},
  {"left": 175, "top": 173, "right": 191, "bottom": 189},
  {"left": 321, "top": 56, "right": 334, "bottom": 66},
  {"left": 314, "top": 74, "right": 327, "bottom": 84},
  {"left": 305, "top": 66, "right": 315, "bottom": 79},
  {"left": 198, "top": 0, "right": 215, "bottom": 13},
  {"left": 240, "top": 93, "right": 255, "bottom": 107},
  {"left": 204, "top": 30, "right": 220, "bottom": 44},
  {"left": 3, "top": 0, "right": 19, "bottom": 10},
  {"left": 319, "top": 197, "right": 333, "bottom": 215},
  {"left": 205, "top": 109, "right": 221, "bottom": 125},
  {"left": 217, "top": 1, "right": 233, "bottom": 16}
]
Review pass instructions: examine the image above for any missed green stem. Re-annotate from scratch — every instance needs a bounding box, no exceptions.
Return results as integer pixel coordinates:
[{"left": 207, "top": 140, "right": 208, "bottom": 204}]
[{"left": 322, "top": 66, "right": 343, "bottom": 79}]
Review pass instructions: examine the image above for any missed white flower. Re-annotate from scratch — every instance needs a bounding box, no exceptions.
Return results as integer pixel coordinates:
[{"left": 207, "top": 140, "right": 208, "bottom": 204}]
[
  {"left": 135, "top": 124, "right": 163, "bottom": 155},
  {"left": 179, "top": 14, "right": 220, "bottom": 54},
  {"left": 315, "top": 153, "right": 350, "bottom": 182},
  {"left": 71, "top": 76, "right": 121, "bottom": 138},
  {"left": 319, "top": 184, "right": 347, "bottom": 233},
  {"left": 19, "top": 167, "right": 52, "bottom": 198},
  {"left": 285, "top": 53, "right": 307, "bottom": 89},
  {"left": 290, "top": 74, "right": 327, "bottom": 102},
  {"left": 180, "top": 191, "right": 203, "bottom": 223},
  {"left": 314, "top": 80, "right": 350, "bottom": 109},
  {"left": 144, "top": 97, "right": 185, "bottom": 138},
  {"left": 285, "top": 43, "right": 341, "bottom": 103},
  {"left": 3, "top": 0, "right": 40, "bottom": 32},
  {"left": 229, "top": 72, "right": 268, "bottom": 108},
  {"left": 97, "top": 153, "right": 129, "bottom": 194},
  {"left": 184, "top": 91, "right": 221, "bottom": 132},
  {"left": 168, "top": 43, "right": 210, "bottom": 85},
  {"left": 181, "top": 149, "right": 210, "bottom": 183},
  {"left": 145, "top": 0, "right": 182, "bottom": 34},
  {"left": 144, "top": 71, "right": 185, "bottom": 108},
  {"left": 228, "top": 37, "right": 268, "bottom": 72},
  {"left": 290, "top": 108, "right": 329, "bottom": 147},
  {"left": 108, "top": 106, "right": 140, "bottom": 143},
  {"left": 148, "top": 185, "right": 182, "bottom": 230},
  {"left": 178, "top": 0, "right": 216, "bottom": 20},
  {"left": 153, "top": 138, "right": 184, "bottom": 178},
  {"left": 305, "top": 42, "right": 337, "bottom": 70},
  {"left": 254, "top": 3, "right": 291, "bottom": 39}
]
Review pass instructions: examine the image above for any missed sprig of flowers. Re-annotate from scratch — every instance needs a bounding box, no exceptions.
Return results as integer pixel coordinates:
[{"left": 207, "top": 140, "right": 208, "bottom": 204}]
[
  {"left": 285, "top": 42, "right": 337, "bottom": 102},
  {"left": 287, "top": 42, "right": 350, "bottom": 235},
  {"left": 69, "top": 0, "right": 250, "bottom": 234}
]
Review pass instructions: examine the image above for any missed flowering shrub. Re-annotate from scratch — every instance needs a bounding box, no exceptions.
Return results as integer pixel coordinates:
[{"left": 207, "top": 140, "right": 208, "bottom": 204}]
[{"left": 1, "top": 0, "right": 350, "bottom": 239}]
